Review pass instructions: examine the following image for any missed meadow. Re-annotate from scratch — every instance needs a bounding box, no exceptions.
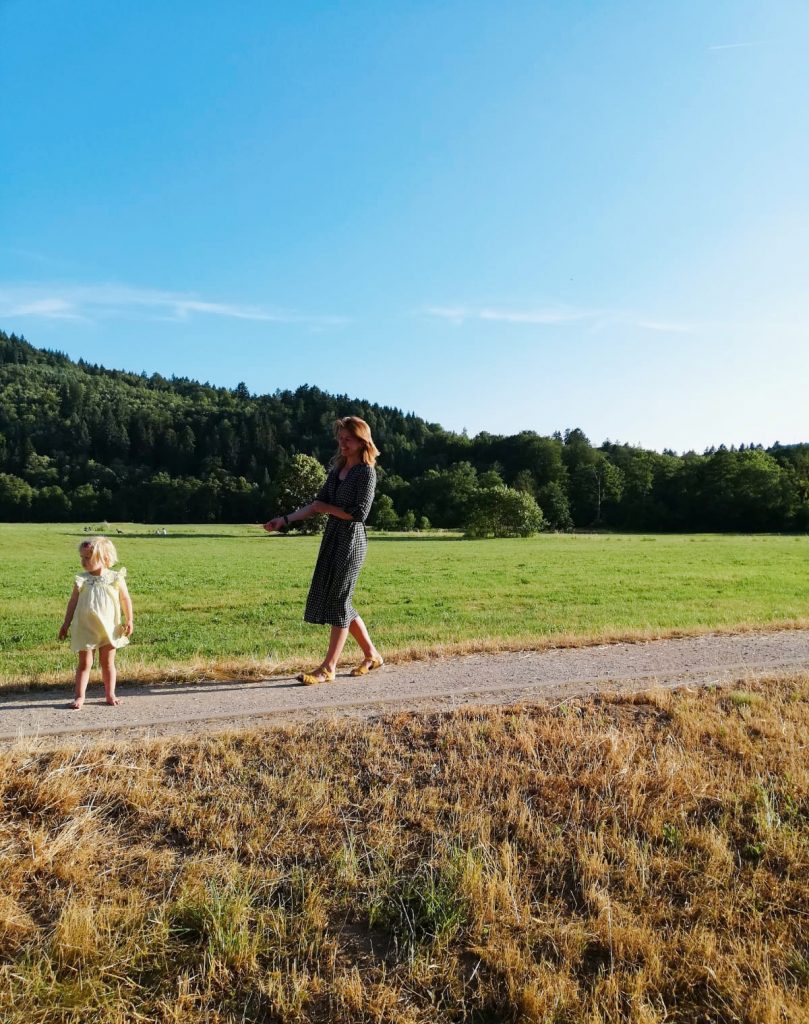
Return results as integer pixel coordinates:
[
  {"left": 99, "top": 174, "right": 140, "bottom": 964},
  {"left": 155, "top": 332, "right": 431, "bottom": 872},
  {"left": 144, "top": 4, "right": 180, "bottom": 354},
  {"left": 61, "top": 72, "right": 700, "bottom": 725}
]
[
  {"left": 1, "top": 523, "right": 808, "bottom": 689},
  {"left": 1, "top": 674, "right": 807, "bottom": 1022}
]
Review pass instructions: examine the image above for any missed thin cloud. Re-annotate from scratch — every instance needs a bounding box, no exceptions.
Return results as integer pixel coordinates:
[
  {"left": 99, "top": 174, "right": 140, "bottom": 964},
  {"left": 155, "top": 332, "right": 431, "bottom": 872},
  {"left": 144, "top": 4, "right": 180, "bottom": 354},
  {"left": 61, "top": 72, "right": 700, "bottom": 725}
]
[
  {"left": 0, "top": 247, "right": 86, "bottom": 272},
  {"left": 423, "top": 305, "right": 587, "bottom": 326},
  {"left": 0, "top": 282, "right": 349, "bottom": 327},
  {"left": 421, "top": 305, "right": 696, "bottom": 334},
  {"left": 634, "top": 319, "right": 695, "bottom": 334},
  {"left": 707, "top": 41, "right": 766, "bottom": 51},
  {"left": 478, "top": 306, "right": 587, "bottom": 325},
  {"left": 1, "top": 297, "right": 87, "bottom": 322},
  {"left": 421, "top": 306, "right": 468, "bottom": 326}
]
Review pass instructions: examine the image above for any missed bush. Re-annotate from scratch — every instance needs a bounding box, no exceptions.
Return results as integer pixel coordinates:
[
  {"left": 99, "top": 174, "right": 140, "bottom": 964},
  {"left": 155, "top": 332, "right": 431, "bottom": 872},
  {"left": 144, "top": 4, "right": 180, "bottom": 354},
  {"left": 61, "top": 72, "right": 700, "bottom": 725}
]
[
  {"left": 464, "top": 486, "right": 545, "bottom": 538},
  {"left": 278, "top": 454, "right": 327, "bottom": 534},
  {"left": 0, "top": 474, "right": 34, "bottom": 520},
  {"left": 536, "top": 481, "right": 573, "bottom": 531},
  {"left": 32, "top": 485, "right": 72, "bottom": 521},
  {"left": 372, "top": 493, "right": 399, "bottom": 531}
]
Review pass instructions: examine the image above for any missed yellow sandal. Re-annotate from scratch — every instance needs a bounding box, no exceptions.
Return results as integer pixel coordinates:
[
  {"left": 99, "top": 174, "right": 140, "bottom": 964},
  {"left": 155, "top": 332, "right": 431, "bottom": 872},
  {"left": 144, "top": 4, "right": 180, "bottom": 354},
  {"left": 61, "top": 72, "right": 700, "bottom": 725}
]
[
  {"left": 297, "top": 668, "right": 336, "bottom": 686},
  {"left": 349, "top": 656, "right": 385, "bottom": 678}
]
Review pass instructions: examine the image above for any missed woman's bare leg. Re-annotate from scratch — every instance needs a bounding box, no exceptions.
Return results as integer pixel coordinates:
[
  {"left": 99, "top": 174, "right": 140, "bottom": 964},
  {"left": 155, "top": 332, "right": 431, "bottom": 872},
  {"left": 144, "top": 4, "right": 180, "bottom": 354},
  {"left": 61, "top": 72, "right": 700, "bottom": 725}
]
[
  {"left": 306, "top": 617, "right": 381, "bottom": 681},
  {"left": 321, "top": 626, "right": 350, "bottom": 674},
  {"left": 348, "top": 616, "right": 383, "bottom": 667},
  {"left": 71, "top": 650, "right": 93, "bottom": 709},
  {"left": 99, "top": 644, "right": 121, "bottom": 706}
]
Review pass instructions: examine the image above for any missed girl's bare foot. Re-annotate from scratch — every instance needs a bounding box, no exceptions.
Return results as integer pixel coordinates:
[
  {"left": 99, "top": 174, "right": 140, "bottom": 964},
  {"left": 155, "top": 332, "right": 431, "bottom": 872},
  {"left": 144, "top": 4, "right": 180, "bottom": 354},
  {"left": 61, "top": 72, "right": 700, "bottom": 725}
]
[
  {"left": 70, "top": 697, "right": 84, "bottom": 710},
  {"left": 106, "top": 695, "right": 121, "bottom": 706}
]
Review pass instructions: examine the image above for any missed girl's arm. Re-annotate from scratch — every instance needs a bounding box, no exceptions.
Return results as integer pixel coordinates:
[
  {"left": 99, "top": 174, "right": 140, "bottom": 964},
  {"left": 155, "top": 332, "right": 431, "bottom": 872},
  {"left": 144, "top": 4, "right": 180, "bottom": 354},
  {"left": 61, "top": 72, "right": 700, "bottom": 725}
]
[
  {"left": 59, "top": 586, "right": 80, "bottom": 639},
  {"left": 119, "top": 579, "right": 134, "bottom": 637}
]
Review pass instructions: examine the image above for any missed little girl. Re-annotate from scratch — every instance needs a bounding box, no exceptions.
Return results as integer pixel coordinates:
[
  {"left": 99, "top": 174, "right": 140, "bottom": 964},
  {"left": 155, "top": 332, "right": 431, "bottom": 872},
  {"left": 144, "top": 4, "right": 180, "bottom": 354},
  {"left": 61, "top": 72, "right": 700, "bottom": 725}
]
[{"left": 59, "top": 536, "right": 134, "bottom": 709}]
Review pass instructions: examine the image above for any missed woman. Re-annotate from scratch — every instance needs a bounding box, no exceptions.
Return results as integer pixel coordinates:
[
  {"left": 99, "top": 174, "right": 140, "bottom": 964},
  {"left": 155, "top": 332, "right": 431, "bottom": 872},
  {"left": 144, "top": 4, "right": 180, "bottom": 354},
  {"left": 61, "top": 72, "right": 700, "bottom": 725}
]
[{"left": 264, "top": 416, "right": 384, "bottom": 684}]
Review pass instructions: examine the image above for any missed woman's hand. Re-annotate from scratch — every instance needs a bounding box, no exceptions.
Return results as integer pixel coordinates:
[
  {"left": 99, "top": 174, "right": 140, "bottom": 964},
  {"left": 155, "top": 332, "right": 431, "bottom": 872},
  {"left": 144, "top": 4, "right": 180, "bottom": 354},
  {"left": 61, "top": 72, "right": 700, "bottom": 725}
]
[{"left": 263, "top": 517, "right": 285, "bottom": 532}]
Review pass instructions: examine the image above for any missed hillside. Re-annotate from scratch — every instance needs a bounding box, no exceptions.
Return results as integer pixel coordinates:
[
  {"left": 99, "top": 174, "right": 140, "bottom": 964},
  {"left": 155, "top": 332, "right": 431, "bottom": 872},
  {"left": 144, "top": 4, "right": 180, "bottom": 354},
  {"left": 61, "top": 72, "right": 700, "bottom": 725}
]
[{"left": 1, "top": 330, "right": 807, "bottom": 529}]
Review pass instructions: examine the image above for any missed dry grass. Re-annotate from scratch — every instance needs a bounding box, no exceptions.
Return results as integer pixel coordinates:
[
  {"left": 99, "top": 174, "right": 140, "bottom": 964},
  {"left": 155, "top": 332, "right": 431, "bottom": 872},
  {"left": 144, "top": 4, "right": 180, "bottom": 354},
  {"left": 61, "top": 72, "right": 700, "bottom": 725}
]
[{"left": 1, "top": 674, "right": 807, "bottom": 1022}]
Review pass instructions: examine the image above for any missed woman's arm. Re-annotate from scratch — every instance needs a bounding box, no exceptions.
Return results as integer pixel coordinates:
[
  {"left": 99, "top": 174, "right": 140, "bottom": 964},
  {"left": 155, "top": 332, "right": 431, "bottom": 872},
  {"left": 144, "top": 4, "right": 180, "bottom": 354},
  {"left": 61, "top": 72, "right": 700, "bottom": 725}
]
[
  {"left": 119, "top": 579, "right": 134, "bottom": 637},
  {"left": 343, "top": 466, "right": 377, "bottom": 523},
  {"left": 59, "top": 586, "right": 80, "bottom": 639},
  {"left": 307, "top": 469, "right": 375, "bottom": 523},
  {"left": 311, "top": 500, "right": 353, "bottom": 521},
  {"left": 264, "top": 501, "right": 327, "bottom": 532},
  {"left": 263, "top": 470, "right": 358, "bottom": 530}
]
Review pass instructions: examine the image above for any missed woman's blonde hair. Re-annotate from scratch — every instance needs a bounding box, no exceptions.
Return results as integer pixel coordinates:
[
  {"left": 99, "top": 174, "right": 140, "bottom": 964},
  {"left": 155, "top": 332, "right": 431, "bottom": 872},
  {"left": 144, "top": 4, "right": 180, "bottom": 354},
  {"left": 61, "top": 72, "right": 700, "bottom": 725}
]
[
  {"left": 332, "top": 416, "right": 380, "bottom": 469},
  {"left": 78, "top": 535, "right": 118, "bottom": 569}
]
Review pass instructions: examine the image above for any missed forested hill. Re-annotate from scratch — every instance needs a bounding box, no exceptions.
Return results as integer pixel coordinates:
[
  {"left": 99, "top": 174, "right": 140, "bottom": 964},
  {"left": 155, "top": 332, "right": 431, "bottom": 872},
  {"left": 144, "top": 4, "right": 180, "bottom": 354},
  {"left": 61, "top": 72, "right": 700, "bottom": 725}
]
[{"left": 1, "top": 329, "right": 807, "bottom": 530}]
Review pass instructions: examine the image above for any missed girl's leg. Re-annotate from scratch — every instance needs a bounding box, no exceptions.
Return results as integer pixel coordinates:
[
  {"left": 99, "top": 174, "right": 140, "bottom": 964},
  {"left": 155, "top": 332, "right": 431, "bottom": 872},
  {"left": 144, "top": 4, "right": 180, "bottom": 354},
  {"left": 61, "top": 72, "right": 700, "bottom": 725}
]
[
  {"left": 348, "top": 616, "right": 383, "bottom": 668},
  {"left": 71, "top": 650, "right": 93, "bottom": 709},
  {"left": 99, "top": 644, "right": 121, "bottom": 706}
]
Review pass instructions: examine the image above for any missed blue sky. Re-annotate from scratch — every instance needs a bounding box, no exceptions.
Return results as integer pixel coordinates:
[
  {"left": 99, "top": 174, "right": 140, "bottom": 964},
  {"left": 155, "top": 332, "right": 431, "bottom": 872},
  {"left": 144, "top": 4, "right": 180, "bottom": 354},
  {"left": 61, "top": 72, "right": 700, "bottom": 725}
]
[{"left": 2, "top": 0, "right": 807, "bottom": 453}]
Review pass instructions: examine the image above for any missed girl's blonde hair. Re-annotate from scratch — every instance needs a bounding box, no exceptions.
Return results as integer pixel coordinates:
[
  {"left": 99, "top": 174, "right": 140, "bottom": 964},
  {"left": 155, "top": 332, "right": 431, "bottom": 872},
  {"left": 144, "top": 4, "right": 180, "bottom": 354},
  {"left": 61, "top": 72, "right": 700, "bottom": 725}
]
[
  {"left": 332, "top": 416, "right": 380, "bottom": 469},
  {"left": 78, "top": 535, "right": 118, "bottom": 569}
]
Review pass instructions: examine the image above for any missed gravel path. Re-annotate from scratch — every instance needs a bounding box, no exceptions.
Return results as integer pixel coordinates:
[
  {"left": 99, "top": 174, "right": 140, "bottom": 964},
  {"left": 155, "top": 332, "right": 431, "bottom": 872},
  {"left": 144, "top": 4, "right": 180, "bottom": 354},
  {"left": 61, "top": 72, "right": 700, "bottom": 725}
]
[{"left": 2, "top": 630, "right": 809, "bottom": 747}]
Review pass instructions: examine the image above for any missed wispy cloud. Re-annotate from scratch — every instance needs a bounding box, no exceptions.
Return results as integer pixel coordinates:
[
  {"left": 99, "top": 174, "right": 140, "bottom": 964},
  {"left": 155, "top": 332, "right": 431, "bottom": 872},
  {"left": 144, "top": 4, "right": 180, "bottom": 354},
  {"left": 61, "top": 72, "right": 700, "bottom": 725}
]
[
  {"left": 424, "top": 305, "right": 588, "bottom": 327},
  {"left": 707, "top": 41, "right": 766, "bottom": 51},
  {"left": 0, "top": 282, "right": 349, "bottom": 327},
  {"left": 2, "top": 297, "right": 86, "bottom": 322},
  {"left": 421, "top": 304, "right": 697, "bottom": 334},
  {"left": 0, "top": 247, "right": 86, "bottom": 272},
  {"left": 634, "top": 319, "right": 694, "bottom": 334}
]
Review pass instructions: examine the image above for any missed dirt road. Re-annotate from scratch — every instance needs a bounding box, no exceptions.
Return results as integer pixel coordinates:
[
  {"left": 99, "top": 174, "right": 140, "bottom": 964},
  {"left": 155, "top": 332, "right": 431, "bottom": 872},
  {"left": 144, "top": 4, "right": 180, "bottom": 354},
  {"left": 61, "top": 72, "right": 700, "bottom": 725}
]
[{"left": 2, "top": 629, "right": 808, "bottom": 747}]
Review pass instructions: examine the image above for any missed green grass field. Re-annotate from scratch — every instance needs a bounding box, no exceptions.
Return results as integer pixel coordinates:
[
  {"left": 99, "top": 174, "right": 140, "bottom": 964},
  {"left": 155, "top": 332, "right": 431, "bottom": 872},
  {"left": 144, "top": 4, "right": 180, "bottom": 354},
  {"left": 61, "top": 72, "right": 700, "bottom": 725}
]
[{"left": 1, "top": 523, "right": 807, "bottom": 688}]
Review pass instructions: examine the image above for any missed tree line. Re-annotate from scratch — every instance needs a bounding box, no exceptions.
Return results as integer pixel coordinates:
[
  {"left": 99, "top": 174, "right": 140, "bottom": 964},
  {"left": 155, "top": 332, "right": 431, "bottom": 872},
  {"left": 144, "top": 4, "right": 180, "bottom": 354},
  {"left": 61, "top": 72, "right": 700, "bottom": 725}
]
[{"left": 1, "top": 330, "right": 807, "bottom": 532}]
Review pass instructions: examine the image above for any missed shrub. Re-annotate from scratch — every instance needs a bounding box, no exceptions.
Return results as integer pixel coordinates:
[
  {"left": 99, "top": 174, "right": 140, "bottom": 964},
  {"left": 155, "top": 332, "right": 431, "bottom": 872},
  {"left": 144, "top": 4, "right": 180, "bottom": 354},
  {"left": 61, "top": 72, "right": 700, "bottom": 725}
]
[
  {"left": 278, "top": 454, "right": 327, "bottom": 534},
  {"left": 0, "top": 473, "right": 34, "bottom": 519},
  {"left": 372, "top": 493, "right": 399, "bottom": 531},
  {"left": 464, "top": 486, "right": 545, "bottom": 538}
]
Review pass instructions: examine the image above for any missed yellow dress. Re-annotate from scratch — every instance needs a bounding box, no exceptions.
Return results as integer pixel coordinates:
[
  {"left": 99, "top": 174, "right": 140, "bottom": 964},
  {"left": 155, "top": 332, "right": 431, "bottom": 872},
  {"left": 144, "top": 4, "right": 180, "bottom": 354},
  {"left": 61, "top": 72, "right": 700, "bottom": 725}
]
[{"left": 70, "top": 568, "right": 129, "bottom": 653}]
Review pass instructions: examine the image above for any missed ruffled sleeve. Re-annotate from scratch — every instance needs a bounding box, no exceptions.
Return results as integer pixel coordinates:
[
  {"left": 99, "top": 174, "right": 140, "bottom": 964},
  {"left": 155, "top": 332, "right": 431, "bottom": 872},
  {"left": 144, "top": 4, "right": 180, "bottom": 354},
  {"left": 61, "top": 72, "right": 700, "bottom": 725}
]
[
  {"left": 114, "top": 567, "right": 127, "bottom": 589},
  {"left": 344, "top": 465, "right": 376, "bottom": 523},
  {"left": 74, "top": 573, "right": 86, "bottom": 590}
]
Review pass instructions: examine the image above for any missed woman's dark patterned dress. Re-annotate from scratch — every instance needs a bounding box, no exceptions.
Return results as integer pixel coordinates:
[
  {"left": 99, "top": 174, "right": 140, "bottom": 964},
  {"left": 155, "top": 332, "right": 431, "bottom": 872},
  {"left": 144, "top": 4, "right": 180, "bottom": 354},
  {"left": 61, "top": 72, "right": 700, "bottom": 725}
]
[{"left": 304, "top": 463, "right": 376, "bottom": 627}]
